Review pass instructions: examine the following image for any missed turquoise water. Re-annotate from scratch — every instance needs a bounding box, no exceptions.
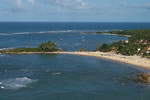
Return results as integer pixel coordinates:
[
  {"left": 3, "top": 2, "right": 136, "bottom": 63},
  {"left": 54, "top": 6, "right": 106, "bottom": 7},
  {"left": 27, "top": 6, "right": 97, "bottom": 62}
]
[{"left": 0, "top": 22, "right": 150, "bottom": 100}]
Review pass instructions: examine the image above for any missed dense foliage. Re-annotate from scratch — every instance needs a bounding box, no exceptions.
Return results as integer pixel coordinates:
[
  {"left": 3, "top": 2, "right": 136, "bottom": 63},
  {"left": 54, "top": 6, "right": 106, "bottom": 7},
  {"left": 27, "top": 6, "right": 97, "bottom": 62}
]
[
  {"left": 96, "top": 44, "right": 111, "bottom": 52},
  {"left": 96, "top": 30, "right": 150, "bottom": 57},
  {"left": 78, "top": 48, "right": 85, "bottom": 51},
  {"left": 8, "top": 41, "right": 57, "bottom": 52},
  {"left": 38, "top": 41, "right": 57, "bottom": 52},
  {"left": 95, "top": 29, "right": 150, "bottom": 36}
]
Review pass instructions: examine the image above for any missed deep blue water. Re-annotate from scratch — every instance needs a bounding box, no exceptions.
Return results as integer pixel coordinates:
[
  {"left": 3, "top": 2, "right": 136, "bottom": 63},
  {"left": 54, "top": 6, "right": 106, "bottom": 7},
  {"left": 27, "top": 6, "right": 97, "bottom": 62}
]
[
  {"left": 0, "top": 22, "right": 150, "bottom": 100},
  {"left": 0, "top": 22, "right": 150, "bottom": 33}
]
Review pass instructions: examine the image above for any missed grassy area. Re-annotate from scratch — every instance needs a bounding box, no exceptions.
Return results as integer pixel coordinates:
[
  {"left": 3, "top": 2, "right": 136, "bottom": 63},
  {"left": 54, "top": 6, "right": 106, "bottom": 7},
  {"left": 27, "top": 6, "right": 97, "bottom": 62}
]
[
  {"left": 8, "top": 48, "right": 40, "bottom": 52},
  {"left": 5, "top": 41, "right": 58, "bottom": 53}
]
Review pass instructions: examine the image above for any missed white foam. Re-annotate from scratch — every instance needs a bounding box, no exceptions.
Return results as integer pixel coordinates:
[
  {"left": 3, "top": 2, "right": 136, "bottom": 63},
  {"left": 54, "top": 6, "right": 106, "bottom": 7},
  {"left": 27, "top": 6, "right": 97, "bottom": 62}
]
[
  {"left": 0, "top": 30, "right": 80, "bottom": 36},
  {"left": 4, "top": 70, "right": 7, "bottom": 72},
  {"left": 0, "top": 54, "right": 6, "bottom": 57},
  {"left": 75, "top": 43, "right": 80, "bottom": 46},
  {"left": 0, "top": 48, "right": 10, "bottom": 51},
  {"left": 0, "top": 30, "right": 96, "bottom": 36},
  {"left": 0, "top": 77, "right": 37, "bottom": 90},
  {"left": 0, "top": 30, "right": 117, "bottom": 36},
  {"left": 1, "top": 86, "right": 4, "bottom": 89},
  {"left": 52, "top": 72, "right": 62, "bottom": 75},
  {"left": 0, "top": 48, "right": 12, "bottom": 57}
]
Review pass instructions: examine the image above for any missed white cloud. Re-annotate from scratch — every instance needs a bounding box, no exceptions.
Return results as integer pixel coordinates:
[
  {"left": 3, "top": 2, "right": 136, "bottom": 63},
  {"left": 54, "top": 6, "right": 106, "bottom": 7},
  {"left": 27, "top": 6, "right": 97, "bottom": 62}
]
[
  {"left": 120, "top": 1, "right": 150, "bottom": 10},
  {"left": 27, "top": 0, "right": 35, "bottom": 4},
  {"left": 15, "top": 0, "right": 22, "bottom": 8},
  {"left": 7, "top": 0, "right": 35, "bottom": 9},
  {"left": 6, "top": 0, "right": 89, "bottom": 12},
  {"left": 42, "top": 0, "right": 89, "bottom": 10},
  {"left": 19, "top": 0, "right": 88, "bottom": 10},
  {"left": 54, "top": 0, "right": 88, "bottom": 10}
]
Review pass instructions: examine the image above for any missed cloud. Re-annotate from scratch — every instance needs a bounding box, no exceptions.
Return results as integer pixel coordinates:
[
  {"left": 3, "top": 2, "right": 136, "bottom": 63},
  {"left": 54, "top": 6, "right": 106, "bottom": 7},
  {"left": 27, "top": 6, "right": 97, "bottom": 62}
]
[
  {"left": 6, "top": 0, "right": 89, "bottom": 12},
  {"left": 7, "top": 0, "right": 35, "bottom": 11},
  {"left": 120, "top": 1, "right": 150, "bottom": 10},
  {"left": 43, "top": 0, "right": 89, "bottom": 10},
  {"left": 27, "top": 0, "right": 35, "bottom": 4},
  {"left": 14, "top": 0, "right": 22, "bottom": 8},
  {"left": 54, "top": 0, "right": 88, "bottom": 10}
]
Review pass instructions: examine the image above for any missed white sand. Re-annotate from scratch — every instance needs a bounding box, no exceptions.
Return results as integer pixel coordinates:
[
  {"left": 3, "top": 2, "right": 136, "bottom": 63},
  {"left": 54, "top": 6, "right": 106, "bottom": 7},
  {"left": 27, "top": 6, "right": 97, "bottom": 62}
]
[
  {"left": 59, "top": 51, "right": 150, "bottom": 70},
  {"left": 3, "top": 51, "right": 150, "bottom": 70}
]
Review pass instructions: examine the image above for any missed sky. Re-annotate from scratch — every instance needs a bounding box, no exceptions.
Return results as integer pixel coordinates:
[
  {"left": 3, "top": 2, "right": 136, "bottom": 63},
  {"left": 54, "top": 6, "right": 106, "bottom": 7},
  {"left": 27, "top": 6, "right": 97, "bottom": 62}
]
[{"left": 0, "top": 0, "right": 150, "bottom": 22}]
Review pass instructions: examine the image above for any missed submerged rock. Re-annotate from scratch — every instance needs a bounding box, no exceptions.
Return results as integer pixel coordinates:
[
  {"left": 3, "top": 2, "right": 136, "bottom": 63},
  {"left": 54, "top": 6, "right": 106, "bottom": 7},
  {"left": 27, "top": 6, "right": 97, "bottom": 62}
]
[
  {"left": 137, "top": 73, "right": 150, "bottom": 83},
  {"left": 125, "top": 72, "right": 150, "bottom": 84}
]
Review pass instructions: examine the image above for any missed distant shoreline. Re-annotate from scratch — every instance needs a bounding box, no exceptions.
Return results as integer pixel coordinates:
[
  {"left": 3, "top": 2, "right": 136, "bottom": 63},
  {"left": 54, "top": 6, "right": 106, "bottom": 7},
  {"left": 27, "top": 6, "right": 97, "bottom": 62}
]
[
  {"left": 80, "top": 32, "right": 131, "bottom": 37},
  {"left": 1, "top": 51, "right": 150, "bottom": 71}
]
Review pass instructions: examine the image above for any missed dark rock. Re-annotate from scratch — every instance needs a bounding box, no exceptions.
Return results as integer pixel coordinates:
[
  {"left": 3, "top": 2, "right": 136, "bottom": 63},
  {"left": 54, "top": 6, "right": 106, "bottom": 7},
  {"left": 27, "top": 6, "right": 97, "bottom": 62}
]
[
  {"left": 137, "top": 73, "right": 150, "bottom": 83},
  {"left": 125, "top": 72, "right": 150, "bottom": 84}
]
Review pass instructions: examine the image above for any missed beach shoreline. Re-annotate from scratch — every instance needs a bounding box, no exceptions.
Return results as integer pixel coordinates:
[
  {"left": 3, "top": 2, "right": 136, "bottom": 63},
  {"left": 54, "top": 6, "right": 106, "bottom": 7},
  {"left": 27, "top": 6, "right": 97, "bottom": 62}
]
[
  {"left": 60, "top": 51, "right": 150, "bottom": 71},
  {"left": 80, "top": 32, "right": 131, "bottom": 37},
  {"left": 1, "top": 51, "right": 150, "bottom": 71}
]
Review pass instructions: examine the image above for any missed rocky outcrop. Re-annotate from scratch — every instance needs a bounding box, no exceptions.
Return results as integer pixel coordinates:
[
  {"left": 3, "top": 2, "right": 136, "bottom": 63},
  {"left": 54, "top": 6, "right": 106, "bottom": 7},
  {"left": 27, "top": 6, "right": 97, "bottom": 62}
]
[
  {"left": 137, "top": 73, "right": 150, "bottom": 83},
  {"left": 126, "top": 72, "right": 150, "bottom": 84}
]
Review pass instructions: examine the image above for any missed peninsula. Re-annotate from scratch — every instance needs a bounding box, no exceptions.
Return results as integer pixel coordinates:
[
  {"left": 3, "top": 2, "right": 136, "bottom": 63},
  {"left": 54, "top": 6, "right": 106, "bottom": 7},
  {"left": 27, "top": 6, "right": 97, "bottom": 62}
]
[
  {"left": 1, "top": 29, "right": 150, "bottom": 83},
  {"left": 1, "top": 30, "right": 150, "bottom": 70}
]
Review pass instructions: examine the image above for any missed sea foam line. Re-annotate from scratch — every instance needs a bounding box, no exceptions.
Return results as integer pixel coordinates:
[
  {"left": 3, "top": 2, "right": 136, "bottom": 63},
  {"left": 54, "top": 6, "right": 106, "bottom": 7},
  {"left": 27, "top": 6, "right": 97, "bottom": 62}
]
[
  {"left": 0, "top": 29, "right": 110, "bottom": 36},
  {"left": 0, "top": 77, "right": 38, "bottom": 90},
  {"left": 0, "top": 30, "right": 82, "bottom": 36}
]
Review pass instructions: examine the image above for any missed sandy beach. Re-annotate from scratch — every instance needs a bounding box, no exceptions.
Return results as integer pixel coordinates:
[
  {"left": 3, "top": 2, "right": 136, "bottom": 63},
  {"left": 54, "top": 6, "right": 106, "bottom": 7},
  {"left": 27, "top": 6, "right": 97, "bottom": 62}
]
[
  {"left": 59, "top": 51, "right": 150, "bottom": 70},
  {"left": 1, "top": 51, "right": 150, "bottom": 70}
]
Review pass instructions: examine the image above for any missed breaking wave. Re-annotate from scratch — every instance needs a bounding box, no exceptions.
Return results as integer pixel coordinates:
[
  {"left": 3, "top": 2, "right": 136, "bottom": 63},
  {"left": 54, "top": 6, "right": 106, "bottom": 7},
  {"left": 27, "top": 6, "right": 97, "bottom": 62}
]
[
  {"left": 0, "top": 54, "right": 6, "bottom": 57},
  {"left": 0, "top": 77, "right": 38, "bottom": 90},
  {"left": 0, "top": 48, "right": 12, "bottom": 51},
  {"left": 0, "top": 48, "right": 13, "bottom": 57},
  {"left": 0, "top": 30, "right": 82, "bottom": 36},
  {"left": 0, "top": 29, "right": 111, "bottom": 36}
]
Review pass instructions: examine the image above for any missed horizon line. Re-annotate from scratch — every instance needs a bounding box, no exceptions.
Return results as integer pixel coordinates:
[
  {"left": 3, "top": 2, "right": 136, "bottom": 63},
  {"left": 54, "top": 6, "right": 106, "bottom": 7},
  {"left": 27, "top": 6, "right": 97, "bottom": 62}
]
[{"left": 0, "top": 21, "right": 150, "bottom": 23}]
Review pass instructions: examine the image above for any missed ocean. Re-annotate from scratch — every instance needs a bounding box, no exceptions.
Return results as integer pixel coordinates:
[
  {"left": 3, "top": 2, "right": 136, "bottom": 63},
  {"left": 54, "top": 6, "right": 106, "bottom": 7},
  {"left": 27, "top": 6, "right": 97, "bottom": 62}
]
[{"left": 0, "top": 22, "right": 150, "bottom": 100}]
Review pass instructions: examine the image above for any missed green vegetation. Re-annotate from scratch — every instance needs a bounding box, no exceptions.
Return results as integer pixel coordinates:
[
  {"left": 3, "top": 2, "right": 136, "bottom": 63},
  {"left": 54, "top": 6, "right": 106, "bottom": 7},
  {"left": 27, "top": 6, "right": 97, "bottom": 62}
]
[
  {"left": 112, "top": 41, "right": 140, "bottom": 56},
  {"left": 8, "top": 41, "right": 58, "bottom": 52},
  {"left": 82, "top": 30, "right": 150, "bottom": 37},
  {"left": 38, "top": 41, "right": 57, "bottom": 52},
  {"left": 8, "top": 48, "right": 40, "bottom": 52},
  {"left": 78, "top": 48, "right": 85, "bottom": 51},
  {"left": 96, "top": 30, "right": 150, "bottom": 57},
  {"left": 96, "top": 44, "right": 111, "bottom": 52},
  {"left": 120, "top": 30, "right": 150, "bottom": 36}
]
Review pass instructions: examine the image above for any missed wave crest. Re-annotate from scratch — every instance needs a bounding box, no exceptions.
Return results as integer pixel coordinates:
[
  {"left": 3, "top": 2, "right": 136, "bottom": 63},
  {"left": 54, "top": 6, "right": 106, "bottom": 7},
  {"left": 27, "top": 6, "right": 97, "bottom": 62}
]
[
  {"left": 0, "top": 30, "right": 81, "bottom": 36},
  {"left": 0, "top": 77, "right": 38, "bottom": 90}
]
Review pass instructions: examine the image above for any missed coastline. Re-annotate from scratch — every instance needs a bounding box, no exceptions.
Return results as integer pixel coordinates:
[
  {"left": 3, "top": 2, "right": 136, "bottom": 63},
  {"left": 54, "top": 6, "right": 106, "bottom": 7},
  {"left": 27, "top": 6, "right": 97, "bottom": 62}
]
[
  {"left": 80, "top": 32, "right": 131, "bottom": 37},
  {"left": 101, "top": 33, "right": 131, "bottom": 37},
  {"left": 1, "top": 51, "right": 150, "bottom": 71},
  {"left": 60, "top": 51, "right": 150, "bottom": 71}
]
